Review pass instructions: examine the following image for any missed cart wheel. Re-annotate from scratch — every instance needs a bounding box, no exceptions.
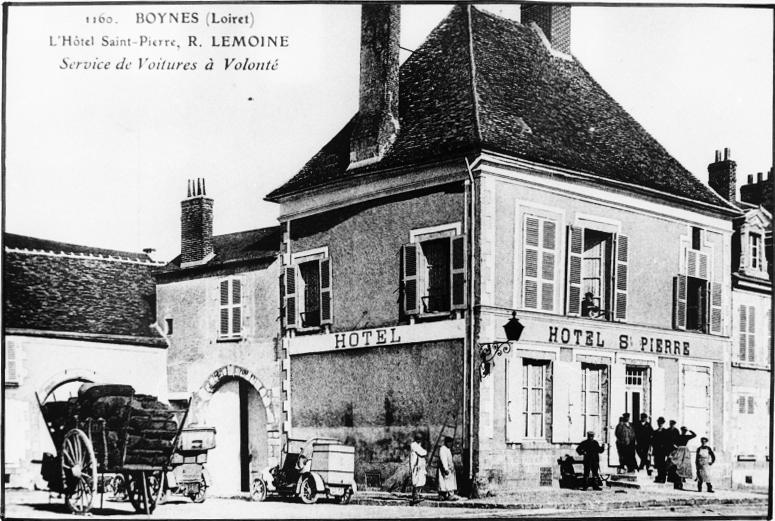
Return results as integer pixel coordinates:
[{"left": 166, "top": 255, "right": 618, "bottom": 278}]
[
  {"left": 188, "top": 484, "right": 207, "bottom": 504},
  {"left": 60, "top": 428, "right": 97, "bottom": 514},
  {"left": 250, "top": 478, "right": 267, "bottom": 502},
  {"left": 127, "top": 472, "right": 159, "bottom": 514},
  {"left": 299, "top": 476, "right": 318, "bottom": 504},
  {"left": 336, "top": 487, "right": 353, "bottom": 505}
]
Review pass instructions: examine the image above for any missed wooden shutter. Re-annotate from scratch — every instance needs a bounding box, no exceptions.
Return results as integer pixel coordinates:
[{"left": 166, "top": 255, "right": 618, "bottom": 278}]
[
  {"left": 739, "top": 305, "right": 748, "bottom": 361},
  {"left": 540, "top": 221, "right": 556, "bottom": 311},
  {"left": 737, "top": 396, "right": 746, "bottom": 414},
  {"left": 651, "top": 365, "right": 665, "bottom": 421},
  {"left": 231, "top": 279, "right": 242, "bottom": 335},
  {"left": 748, "top": 305, "right": 756, "bottom": 362},
  {"left": 673, "top": 275, "right": 687, "bottom": 330},
  {"left": 523, "top": 217, "right": 540, "bottom": 309},
  {"left": 450, "top": 235, "right": 467, "bottom": 310},
  {"left": 748, "top": 396, "right": 755, "bottom": 414},
  {"left": 284, "top": 265, "right": 297, "bottom": 328},
  {"left": 768, "top": 309, "right": 772, "bottom": 366},
  {"left": 608, "top": 363, "right": 626, "bottom": 466},
  {"left": 614, "top": 235, "right": 629, "bottom": 321},
  {"left": 220, "top": 280, "right": 230, "bottom": 336},
  {"left": 552, "top": 361, "right": 582, "bottom": 443},
  {"left": 708, "top": 281, "right": 722, "bottom": 335},
  {"left": 279, "top": 271, "right": 285, "bottom": 324},
  {"left": 5, "top": 340, "right": 18, "bottom": 383},
  {"left": 402, "top": 244, "right": 419, "bottom": 315},
  {"left": 566, "top": 226, "right": 583, "bottom": 315},
  {"left": 505, "top": 356, "right": 523, "bottom": 443},
  {"left": 320, "top": 258, "right": 333, "bottom": 325}
]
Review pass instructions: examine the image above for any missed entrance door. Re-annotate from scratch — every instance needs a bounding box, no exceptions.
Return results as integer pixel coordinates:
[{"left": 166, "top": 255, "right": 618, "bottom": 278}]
[
  {"left": 624, "top": 367, "right": 646, "bottom": 421},
  {"left": 682, "top": 366, "right": 711, "bottom": 452}
]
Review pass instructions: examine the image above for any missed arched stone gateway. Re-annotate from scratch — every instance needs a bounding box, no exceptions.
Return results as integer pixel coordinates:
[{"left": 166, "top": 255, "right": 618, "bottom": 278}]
[{"left": 190, "top": 364, "right": 280, "bottom": 494}]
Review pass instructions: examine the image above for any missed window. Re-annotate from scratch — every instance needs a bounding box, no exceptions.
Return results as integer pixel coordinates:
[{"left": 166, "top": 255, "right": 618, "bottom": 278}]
[
  {"left": 581, "top": 364, "right": 607, "bottom": 441},
  {"left": 738, "top": 395, "right": 755, "bottom": 415},
  {"left": 402, "top": 229, "right": 465, "bottom": 316},
  {"left": 750, "top": 233, "right": 763, "bottom": 270},
  {"left": 674, "top": 243, "right": 721, "bottom": 334},
  {"left": 692, "top": 227, "right": 702, "bottom": 250},
  {"left": 219, "top": 279, "right": 242, "bottom": 338},
  {"left": 738, "top": 305, "right": 756, "bottom": 362},
  {"left": 165, "top": 318, "right": 174, "bottom": 335},
  {"left": 283, "top": 254, "right": 332, "bottom": 330},
  {"left": 522, "top": 215, "right": 556, "bottom": 312},
  {"left": 522, "top": 361, "right": 547, "bottom": 439},
  {"left": 568, "top": 227, "right": 628, "bottom": 321}
]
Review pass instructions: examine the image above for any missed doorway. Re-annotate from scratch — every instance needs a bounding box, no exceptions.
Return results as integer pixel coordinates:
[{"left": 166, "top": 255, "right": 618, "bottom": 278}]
[{"left": 624, "top": 367, "right": 646, "bottom": 421}]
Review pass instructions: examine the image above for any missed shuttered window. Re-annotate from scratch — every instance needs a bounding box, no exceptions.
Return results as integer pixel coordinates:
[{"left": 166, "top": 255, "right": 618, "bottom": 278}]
[
  {"left": 523, "top": 215, "right": 556, "bottom": 312},
  {"left": 284, "top": 255, "right": 333, "bottom": 330},
  {"left": 673, "top": 241, "right": 720, "bottom": 335},
  {"left": 402, "top": 232, "right": 466, "bottom": 316},
  {"left": 5, "top": 340, "right": 19, "bottom": 385},
  {"left": 219, "top": 278, "right": 242, "bottom": 338},
  {"left": 522, "top": 361, "right": 548, "bottom": 439},
  {"left": 738, "top": 305, "right": 756, "bottom": 362}
]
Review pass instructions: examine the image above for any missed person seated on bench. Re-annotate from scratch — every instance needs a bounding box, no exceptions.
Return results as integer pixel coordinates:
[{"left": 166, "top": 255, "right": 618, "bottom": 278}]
[{"left": 576, "top": 431, "right": 606, "bottom": 490}]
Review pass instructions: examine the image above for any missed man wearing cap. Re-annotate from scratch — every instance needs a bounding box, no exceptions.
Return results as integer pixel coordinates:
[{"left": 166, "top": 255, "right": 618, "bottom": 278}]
[
  {"left": 695, "top": 437, "right": 716, "bottom": 493},
  {"left": 615, "top": 413, "right": 637, "bottom": 473},
  {"left": 576, "top": 430, "right": 606, "bottom": 490},
  {"left": 409, "top": 432, "right": 427, "bottom": 505},
  {"left": 634, "top": 413, "right": 654, "bottom": 474},
  {"left": 651, "top": 417, "right": 673, "bottom": 483}
]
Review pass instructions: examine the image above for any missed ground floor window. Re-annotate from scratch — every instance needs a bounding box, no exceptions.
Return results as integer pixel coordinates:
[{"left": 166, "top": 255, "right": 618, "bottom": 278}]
[
  {"left": 581, "top": 364, "right": 608, "bottom": 441},
  {"left": 522, "top": 361, "right": 548, "bottom": 439}
]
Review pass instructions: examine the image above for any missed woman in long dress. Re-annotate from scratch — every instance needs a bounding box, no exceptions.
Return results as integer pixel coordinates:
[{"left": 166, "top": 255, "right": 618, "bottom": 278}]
[
  {"left": 667, "top": 427, "right": 696, "bottom": 489},
  {"left": 437, "top": 436, "right": 459, "bottom": 500},
  {"left": 695, "top": 437, "right": 716, "bottom": 493}
]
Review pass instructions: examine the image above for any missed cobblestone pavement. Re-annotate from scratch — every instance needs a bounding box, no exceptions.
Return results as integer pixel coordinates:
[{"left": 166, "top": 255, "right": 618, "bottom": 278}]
[{"left": 3, "top": 488, "right": 769, "bottom": 519}]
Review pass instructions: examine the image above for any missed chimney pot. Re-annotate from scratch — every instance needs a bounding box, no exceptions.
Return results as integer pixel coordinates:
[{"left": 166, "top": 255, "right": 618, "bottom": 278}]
[
  {"left": 757, "top": 172, "right": 763, "bottom": 182},
  {"left": 748, "top": 174, "right": 754, "bottom": 184},
  {"left": 715, "top": 150, "right": 721, "bottom": 162},
  {"left": 724, "top": 147, "right": 731, "bottom": 160}
]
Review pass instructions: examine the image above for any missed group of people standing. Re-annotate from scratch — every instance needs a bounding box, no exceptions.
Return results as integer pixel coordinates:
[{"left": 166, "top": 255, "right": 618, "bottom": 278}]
[
  {"left": 409, "top": 433, "right": 460, "bottom": 504},
  {"left": 577, "top": 412, "right": 716, "bottom": 492}
]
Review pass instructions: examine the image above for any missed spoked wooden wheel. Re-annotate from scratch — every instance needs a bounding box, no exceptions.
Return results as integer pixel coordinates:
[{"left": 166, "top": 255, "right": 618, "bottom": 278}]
[
  {"left": 127, "top": 471, "right": 161, "bottom": 514},
  {"left": 60, "top": 429, "right": 98, "bottom": 514}
]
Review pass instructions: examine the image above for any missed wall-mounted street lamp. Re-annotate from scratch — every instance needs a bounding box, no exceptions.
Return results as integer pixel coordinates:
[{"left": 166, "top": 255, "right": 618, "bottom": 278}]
[{"left": 479, "top": 311, "right": 524, "bottom": 378}]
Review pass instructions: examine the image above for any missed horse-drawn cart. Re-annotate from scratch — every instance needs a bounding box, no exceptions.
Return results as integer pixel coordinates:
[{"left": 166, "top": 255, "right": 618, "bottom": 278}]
[{"left": 37, "top": 383, "right": 188, "bottom": 515}]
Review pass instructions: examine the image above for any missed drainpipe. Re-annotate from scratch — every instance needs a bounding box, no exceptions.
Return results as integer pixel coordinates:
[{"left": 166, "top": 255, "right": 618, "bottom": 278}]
[{"left": 464, "top": 156, "right": 477, "bottom": 490}]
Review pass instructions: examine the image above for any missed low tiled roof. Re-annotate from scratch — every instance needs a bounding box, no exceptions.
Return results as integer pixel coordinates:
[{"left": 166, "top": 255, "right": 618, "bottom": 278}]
[
  {"left": 3, "top": 233, "right": 165, "bottom": 346},
  {"left": 157, "top": 225, "right": 281, "bottom": 275},
  {"left": 266, "top": 6, "right": 735, "bottom": 213}
]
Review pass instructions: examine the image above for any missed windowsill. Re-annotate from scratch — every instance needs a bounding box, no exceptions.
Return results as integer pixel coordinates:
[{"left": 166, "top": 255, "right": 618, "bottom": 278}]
[
  {"left": 507, "top": 439, "right": 553, "bottom": 449},
  {"left": 293, "top": 325, "right": 327, "bottom": 336},
  {"left": 731, "top": 361, "right": 770, "bottom": 370},
  {"left": 216, "top": 336, "right": 243, "bottom": 343},
  {"left": 4, "top": 382, "right": 20, "bottom": 388},
  {"left": 737, "top": 455, "right": 757, "bottom": 462},
  {"left": 417, "top": 311, "right": 455, "bottom": 322}
]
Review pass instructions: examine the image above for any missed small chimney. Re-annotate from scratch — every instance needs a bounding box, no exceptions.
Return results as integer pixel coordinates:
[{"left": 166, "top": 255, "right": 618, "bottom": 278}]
[
  {"left": 748, "top": 174, "right": 754, "bottom": 184},
  {"left": 348, "top": 4, "right": 400, "bottom": 170},
  {"left": 180, "top": 178, "right": 214, "bottom": 267},
  {"left": 522, "top": 4, "right": 572, "bottom": 55},
  {"left": 757, "top": 172, "right": 763, "bottom": 182},
  {"left": 707, "top": 148, "right": 737, "bottom": 202}
]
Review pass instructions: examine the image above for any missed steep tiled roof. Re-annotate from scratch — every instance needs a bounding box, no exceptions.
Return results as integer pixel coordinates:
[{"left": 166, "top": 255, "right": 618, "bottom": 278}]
[
  {"left": 3, "top": 233, "right": 165, "bottom": 346},
  {"left": 266, "top": 6, "right": 734, "bottom": 212},
  {"left": 157, "top": 225, "right": 281, "bottom": 275}
]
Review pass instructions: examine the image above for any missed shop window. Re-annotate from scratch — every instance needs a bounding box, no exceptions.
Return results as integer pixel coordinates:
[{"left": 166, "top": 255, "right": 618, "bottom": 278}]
[
  {"left": 283, "top": 253, "right": 332, "bottom": 330},
  {"left": 402, "top": 228, "right": 465, "bottom": 317},
  {"left": 522, "top": 361, "right": 548, "bottom": 439},
  {"left": 738, "top": 305, "right": 756, "bottom": 362},
  {"left": 522, "top": 215, "right": 556, "bottom": 312},
  {"left": 219, "top": 278, "right": 242, "bottom": 338},
  {"left": 581, "top": 364, "right": 607, "bottom": 441},
  {"left": 568, "top": 227, "right": 628, "bottom": 321}
]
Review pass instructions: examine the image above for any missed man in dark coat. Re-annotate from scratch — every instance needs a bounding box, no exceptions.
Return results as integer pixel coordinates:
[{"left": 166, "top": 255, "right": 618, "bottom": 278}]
[
  {"left": 614, "top": 413, "right": 637, "bottom": 473},
  {"left": 634, "top": 413, "right": 654, "bottom": 474},
  {"left": 576, "top": 431, "right": 606, "bottom": 490},
  {"left": 651, "top": 417, "right": 673, "bottom": 483}
]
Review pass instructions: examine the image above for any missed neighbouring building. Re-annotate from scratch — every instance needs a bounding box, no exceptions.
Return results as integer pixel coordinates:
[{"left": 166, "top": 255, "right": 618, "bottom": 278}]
[
  {"left": 708, "top": 150, "right": 772, "bottom": 489},
  {"left": 264, "top": 5, "right": 741, "bottom": 494},
  {"left": 3, "top": 233, "right": 168, "bottom": 488},
  {"left": 154, "top": 179, "right": 283, "bottom": 496}
]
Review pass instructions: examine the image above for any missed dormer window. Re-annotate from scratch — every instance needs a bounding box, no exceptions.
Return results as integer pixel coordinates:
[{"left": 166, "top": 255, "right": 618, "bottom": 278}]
[{"left": 750, "top": 233, "right": 763, "bottom": 271}]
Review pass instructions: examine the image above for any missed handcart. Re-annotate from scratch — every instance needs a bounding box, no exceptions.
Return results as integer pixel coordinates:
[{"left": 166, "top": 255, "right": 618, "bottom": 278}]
[
  {"left": 161, "top": 426, "right": 216, "bottom": 503},
  {"left": 36, "top": 383, "right": 189, "bottom": 515}
]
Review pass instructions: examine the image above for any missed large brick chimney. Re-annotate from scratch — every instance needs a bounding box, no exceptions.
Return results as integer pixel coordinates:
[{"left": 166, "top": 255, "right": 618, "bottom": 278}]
[
  {"left": 181, "top": 178, "right": 214, "bottom": 267},
  {"left": 348, "top": 4, "right": 400, "bottom": 170},
  {"left": 707, "top": 148, "right": 737, "bottom": 203},
  {"left": 522, "top": 4, "right": 571, "bottom": 55}
]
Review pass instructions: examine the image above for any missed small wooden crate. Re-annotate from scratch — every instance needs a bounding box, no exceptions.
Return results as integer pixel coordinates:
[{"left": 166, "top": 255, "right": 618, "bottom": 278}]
[{"left": 311, "top": 443, "right": 354, "bottom": 486}]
